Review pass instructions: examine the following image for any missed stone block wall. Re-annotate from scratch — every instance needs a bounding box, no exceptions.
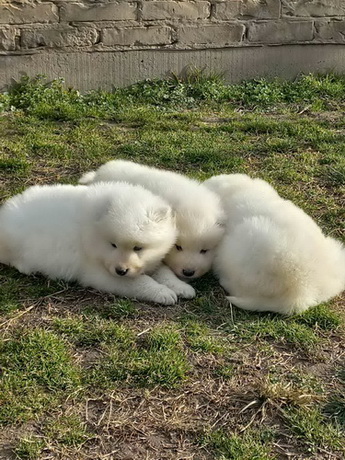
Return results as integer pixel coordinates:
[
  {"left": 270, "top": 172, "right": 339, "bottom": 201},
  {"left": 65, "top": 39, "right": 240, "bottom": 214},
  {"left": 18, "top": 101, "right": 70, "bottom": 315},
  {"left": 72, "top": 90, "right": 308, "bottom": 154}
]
[{"left": 1, "top": 1, "right": 345, "bottom": 90}]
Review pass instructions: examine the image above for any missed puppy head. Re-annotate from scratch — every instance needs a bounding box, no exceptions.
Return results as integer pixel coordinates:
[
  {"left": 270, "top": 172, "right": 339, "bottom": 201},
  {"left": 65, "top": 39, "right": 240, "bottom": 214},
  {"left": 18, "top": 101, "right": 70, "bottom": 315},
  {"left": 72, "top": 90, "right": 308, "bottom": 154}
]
[
  {"left": 203, "top": 174, "right": 253, "bottom": 199},
  {"left": 86, "top": 183, "right": 176, "bottom": 278},
  {"left": 204, "top": 174, "right": 277, "bottom": 203},
  {"left": 164, "top": 194, "right": 226, "bottom": 279}
]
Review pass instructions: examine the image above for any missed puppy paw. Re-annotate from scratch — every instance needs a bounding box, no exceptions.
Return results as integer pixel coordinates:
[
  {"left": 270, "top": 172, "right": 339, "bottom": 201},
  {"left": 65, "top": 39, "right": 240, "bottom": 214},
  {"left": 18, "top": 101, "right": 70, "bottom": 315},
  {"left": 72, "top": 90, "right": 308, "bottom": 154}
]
[
  {"left": 169, "top": 281, "right": 196, "bottom": 299},
  {"left": 153, "top": 286, "right": 178, "bottom": 305}
]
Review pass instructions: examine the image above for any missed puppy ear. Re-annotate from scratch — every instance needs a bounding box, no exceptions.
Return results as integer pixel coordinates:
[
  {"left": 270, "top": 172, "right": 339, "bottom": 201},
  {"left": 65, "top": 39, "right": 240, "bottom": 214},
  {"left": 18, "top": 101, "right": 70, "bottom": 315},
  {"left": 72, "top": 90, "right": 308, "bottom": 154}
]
[{"left": 148, "top": 205, "right": 172, "bottom": 223}]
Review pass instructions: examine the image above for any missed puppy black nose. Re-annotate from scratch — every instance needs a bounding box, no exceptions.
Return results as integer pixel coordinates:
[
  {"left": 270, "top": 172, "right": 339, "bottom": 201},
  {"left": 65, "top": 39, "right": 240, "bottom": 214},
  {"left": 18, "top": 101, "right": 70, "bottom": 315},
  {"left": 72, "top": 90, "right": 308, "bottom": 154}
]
[
  {"left": 182, "top": 269, "right": 195, "bottom": 277},
  {"left": 116, "top": 267, "right": 129, "bottom": 276}
]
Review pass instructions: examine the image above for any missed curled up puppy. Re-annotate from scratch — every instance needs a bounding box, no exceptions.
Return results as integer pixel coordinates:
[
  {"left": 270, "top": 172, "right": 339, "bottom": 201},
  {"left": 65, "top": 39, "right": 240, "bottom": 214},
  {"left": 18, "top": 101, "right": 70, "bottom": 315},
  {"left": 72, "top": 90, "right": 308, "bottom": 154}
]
[
  {"left": 80, "top": 160, "right": 226, "bottom": 297},
  {"left": 204, "top": 174, "right": 345, "bottom": 315},
  {"left": 0, "top": 181, "right": 188, "bottom": 305}
]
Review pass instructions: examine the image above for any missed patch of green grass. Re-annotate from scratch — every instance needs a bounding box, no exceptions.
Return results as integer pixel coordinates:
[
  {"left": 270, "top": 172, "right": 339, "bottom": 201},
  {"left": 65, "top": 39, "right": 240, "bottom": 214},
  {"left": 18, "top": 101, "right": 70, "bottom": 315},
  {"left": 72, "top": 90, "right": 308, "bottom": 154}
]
[
  {"left": 8, "top": 76, "right": 118, "bottom": 121},
  {"left": 0, "top": 330, "right": 81, "bottom": 425},
  {"left": 295, "top": 304, "right": 342, "bottom": 330},
  {"left": 191, "top": 297, "right": 329, "bottom": 353},
  {"left": 187, "top": 296, "right": 326, "bottom": 353},
  {"left": 0, "top": 93, "right": 10, "bottom": 113},
  {"left": 276, "top": 371, "right": 323, "bottom": 394},
  {"left": 214, "top": 363, "right": 236, "bottom": 380},
  {"left": 321, "top": 164, "right": 345, "bottom": 187},
  {"left": 14, "top": 414, "right": 90, "bottom": 458},
  {"left": 52, "top": 316, "right": 133, "bottom": 347},
  {"left": 14, "top": 437, "right": 45, "bottom": 460},
  {"left": 7, "top": 74, "right": 345, "bottom": 119},
  {"left": 181, "top": 319, "right": 226, "bottom": 353},
  {"left": 226, "top": 314, "right": 320, "bottom": 352},
  {"left": 0, "top": 330, "right": 80, "bottom": 388},
  {"left": 92, "top": 325, "right": 189, "bottom": 388},
  {"left": 284, "top": 407, "right": 344, "bottom": 452},
  {"left": 323, "top": 363, "right": 345, "bottom": 427},
  {"left": 43, "top": 413, "right": 90, "bottom": 447},
  {"left": 0, "top": 157, "right": 29, "bottom": 173},
  {"left": 0, "top": 267, "right": 64, "bottom": 314},
  {"left": 0, "top": 274, "right": 23, "bottom": 314},
  {"left": 249, "top": 318, "right": 319, "bottom": 349},
  {"left": 224, "top": 73, "right": 345, "bottom": 109},
  {"left": 81, "top": 299, "right": 137, "bottom": 320},
  {"left": 324, "top": 394, "right": 345, "bottom": 427},
  {"left": 201, "top": 429, "right": 275, "bottom": 459}
]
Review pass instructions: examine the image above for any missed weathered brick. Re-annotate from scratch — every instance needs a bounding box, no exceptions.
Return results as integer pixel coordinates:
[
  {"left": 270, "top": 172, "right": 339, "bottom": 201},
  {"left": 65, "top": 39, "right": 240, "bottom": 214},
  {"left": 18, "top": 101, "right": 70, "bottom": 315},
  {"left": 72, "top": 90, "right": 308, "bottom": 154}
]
[
  {"left": 60, "top": 2, "right": 137, "bottom": 22},
  {"left": 21, "top": 26, "right": 98, "bottom": 48},
  {"left": 0, "top": 3, "right": 58, "bottom": 25},
  {"left": 213, "top": 1, "right": 241, "bottom": 19},
  {"left": 283, "top": 0, "right": 345, "bottom": 18},
  {"left": 102, "top": 26, "right": 172, "bottom": 46},
  {"left": 142, "top": 1, "right": 210, "bottom": 20},
  {"left": 248, "top": 20, "right": 313, "bottom": 43},
  {"left": 315, "top": 20, "right": 345, "bottom": 42},
  {"left": 213, "top": 0, "right": 280, "bottom": 20},
  {"left": 178, "top": 23, "right": 245, "bottom": 45},
  {"left": 243, "top": 0, "right": 280, "bottom": 19},
  {"left": 0, "top": 26, "right": 16, "bottom": 50}
]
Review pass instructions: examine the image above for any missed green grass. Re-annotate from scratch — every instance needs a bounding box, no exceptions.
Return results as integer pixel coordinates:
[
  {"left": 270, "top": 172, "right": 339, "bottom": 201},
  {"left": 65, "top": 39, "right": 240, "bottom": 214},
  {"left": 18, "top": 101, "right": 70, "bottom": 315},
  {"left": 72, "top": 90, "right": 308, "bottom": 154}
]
[
  {"left": 80, "top": 299, "right": 138, "bottom": 320},
  {"left": 185, "top": 299, "right": 329, "bottom": 353},
  {"left": 323, "top": 365, "right": 345, "bottom": 428},
  {"left": 324, "top": 394, "right": 345, "bottom": 427},
  {"left": 91, "top": 324, "right": 190, "bottom": 388},
  {"left": 14, "top": 437, "right": 45, "bottom": 460},
  {"left": 181, "top": 319, "right": 227, "bottom": 353},
  {"left": 0, "top": 268, "right": 63, "bottom": 314},
  {"left": 0, "top": 330, "right": 81, "bottom": 425},
  {"left": 4, "top": 73, "right": 345, "bottom": 117},
  {"left": 202, "top": 429, "right": 275, "bottom": 459},
  {"left": 43, "top": 413, "right": 91, "bottom": 447},
  {"left": 14, "top": 414, "right": 90, "bottom": 459},
  {"left": 295, "top": 303, "right": 343, "bottom": 330},
  {"left": 0, "top": 73, "right": 344, "bottom": 459},
  {"left": 284, "top": 407, "right": 344, "bottom": 452},
  {"left": 52, "top": 316, "right": 134, "bottom": 347},
  {"left": 230, "top": 316, "right": 320, "bottom": 352}
]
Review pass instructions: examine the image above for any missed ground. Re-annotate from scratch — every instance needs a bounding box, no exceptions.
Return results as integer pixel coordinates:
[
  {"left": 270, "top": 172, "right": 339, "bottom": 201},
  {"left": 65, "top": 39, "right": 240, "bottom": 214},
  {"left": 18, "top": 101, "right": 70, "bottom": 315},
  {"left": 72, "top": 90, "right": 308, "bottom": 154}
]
[{"left": 0, "top": 74, "right": 344, "bottom": 459}]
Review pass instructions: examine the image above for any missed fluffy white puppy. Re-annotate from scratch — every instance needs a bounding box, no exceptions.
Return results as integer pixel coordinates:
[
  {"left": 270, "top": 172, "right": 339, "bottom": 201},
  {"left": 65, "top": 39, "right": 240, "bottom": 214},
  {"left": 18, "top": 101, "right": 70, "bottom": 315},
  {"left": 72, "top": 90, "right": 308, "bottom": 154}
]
[
  {"left": 80, "top": 160, "right": 225, "bottom": 294},
  {"left": 0, "top": 182, "right": 185, "bottom": 305},
  {"left": 204, "top": 174, "right": 345, "bottom": 315}
]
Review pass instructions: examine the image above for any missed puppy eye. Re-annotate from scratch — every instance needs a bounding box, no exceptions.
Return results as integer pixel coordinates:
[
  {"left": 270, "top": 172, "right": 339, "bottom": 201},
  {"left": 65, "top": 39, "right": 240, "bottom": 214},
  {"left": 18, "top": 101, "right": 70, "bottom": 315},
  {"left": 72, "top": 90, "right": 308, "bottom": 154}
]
[
  {"left": 133, "top": 246, "right": 143, "bottom": 252},
  {"left": 111, "top": 243, "right": 117, "bottom": 248},
  {"left": 175, "top": 245, "right": 183, "bottom": 251},
  {"left": 200, "top": 249, "right": 208, "bottom": 254}
]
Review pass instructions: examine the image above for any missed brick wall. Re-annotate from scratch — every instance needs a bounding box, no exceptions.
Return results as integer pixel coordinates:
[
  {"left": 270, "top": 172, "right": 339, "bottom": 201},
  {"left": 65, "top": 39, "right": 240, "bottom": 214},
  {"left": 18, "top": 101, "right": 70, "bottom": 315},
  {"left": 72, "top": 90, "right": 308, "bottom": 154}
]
[{"left": 1, "top": 1, "right": 345, "bottom": 89}]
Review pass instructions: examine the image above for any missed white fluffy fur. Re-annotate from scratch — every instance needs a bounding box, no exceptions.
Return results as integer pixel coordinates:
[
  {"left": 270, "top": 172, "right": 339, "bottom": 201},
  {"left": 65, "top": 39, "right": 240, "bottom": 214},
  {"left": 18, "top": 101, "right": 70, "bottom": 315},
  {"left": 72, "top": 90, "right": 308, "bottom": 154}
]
[
  {"left": 204, "top": 174, "right": 345, "bottom": 315},
  {"left": 79, "top": 160, "right": 225, "bottom": 282},
  {"left": 0, "top": 181, "right": 194, "bottom": 305}
]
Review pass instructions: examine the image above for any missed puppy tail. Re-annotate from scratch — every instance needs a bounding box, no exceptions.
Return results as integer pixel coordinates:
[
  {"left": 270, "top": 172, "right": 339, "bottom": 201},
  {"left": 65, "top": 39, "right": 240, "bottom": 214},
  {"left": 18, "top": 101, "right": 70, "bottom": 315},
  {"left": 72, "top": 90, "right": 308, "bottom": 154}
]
[
  {"left": 226, "top": 296, "right": 297, "bottom": 316},
  {"left": 79, "top": 170, "right": 96, "bottom": 185}
]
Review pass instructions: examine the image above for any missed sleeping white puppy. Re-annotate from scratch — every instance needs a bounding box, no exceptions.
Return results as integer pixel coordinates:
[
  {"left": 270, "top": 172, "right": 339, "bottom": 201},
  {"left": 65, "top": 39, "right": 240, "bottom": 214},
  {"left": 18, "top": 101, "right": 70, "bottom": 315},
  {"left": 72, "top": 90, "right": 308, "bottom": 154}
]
[
  {"left": 80, "top": 160, "right": 226, "bottom": 297},
  {"left": 204, "top": 174, "right": 345, "bottom": 315},
  {"left": 0, "top": 181, "right": 186, "bottom": 305}
]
